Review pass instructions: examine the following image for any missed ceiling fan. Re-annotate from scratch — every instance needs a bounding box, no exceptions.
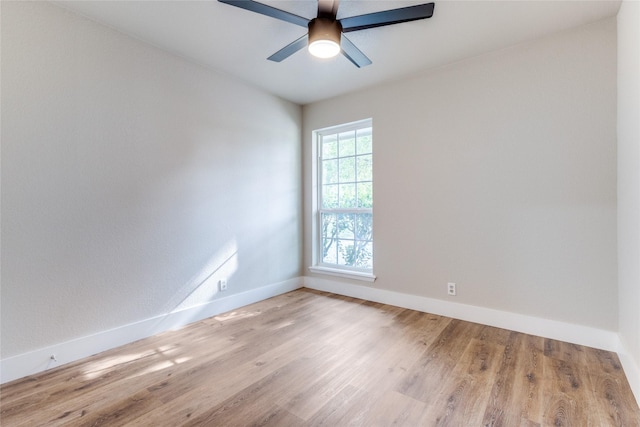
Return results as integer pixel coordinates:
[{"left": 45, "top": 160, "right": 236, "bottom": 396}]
[{"left": 218, "top": 0, "right": 435, "bottom": 67}]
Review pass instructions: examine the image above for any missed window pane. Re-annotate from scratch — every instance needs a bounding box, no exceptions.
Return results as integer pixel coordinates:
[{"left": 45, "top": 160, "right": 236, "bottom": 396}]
[
  {"left": 322, "top": 184, "right": 338, "bottom": 209},
  {"left": 322, "top": 239, "right": 338, "bottom": 264},
  {"left": 357, "top": 182, "right": 372, "bottom": 208},
  {"left": 356, "top": 128, "right": 372, "bottom": 154},
  {"left": 339, "top": 156, "right": 355, "bottom": 183},
  {"left": 322, "top": 135, "right": 338, "bottom": 159},
  {"left": 337, "top": 239, "right": 355, "bottom": 266},
  {"left": 339, "top": 131, "right": 356, "bottom": 156},
  {"left": 321, "top": 213, "right": 338, "bottom": 264},
  {"left": 356, "top": 155, "right": 372, "bottom": 181},
  {"left": 339, "top": 183, "right": 356, "bottom": 208},
  {"left": 321, "top": 212, "right": 337, "bottom": 238},
  {"left": 354, "top": 242, "right": 373, "bottom": 268},
  {"left": 337, "top": 214, "right": 354, "bottom": 239},
  {"left": 322, "top": 159, "right": 338, "bottom": 184},
  {"left": 355, "top": 213, "right": 373, "bottom": 240}
]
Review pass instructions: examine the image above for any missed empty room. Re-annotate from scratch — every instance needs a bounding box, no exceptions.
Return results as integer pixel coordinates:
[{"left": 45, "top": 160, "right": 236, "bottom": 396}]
[{"left": 1, "top": 0, "right": 639, "bottom": 425}]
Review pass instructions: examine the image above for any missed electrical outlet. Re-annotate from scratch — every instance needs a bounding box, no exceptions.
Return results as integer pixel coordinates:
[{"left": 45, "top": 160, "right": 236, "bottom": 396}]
[
  {"left": 219, "top": 278, "right": 228, "bottom": 291},
  {"left": 447, "top": 282, "right": 456, "bottom": 296}
]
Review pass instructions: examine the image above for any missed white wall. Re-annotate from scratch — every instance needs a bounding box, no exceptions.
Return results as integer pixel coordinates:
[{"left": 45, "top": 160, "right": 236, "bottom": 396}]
[
  {"left": 617, "top": 0, "right": 640, "bottom": 397},
  {"left": 1, "top": 1, "right": 302, "bottom": 359},
  {"left": 303, "top": 18, "right": 618, "bottom": 331}
]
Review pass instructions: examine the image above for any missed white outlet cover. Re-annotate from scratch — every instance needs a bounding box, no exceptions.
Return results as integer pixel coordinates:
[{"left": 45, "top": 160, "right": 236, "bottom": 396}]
[{"left": 447, "top": 283, "right": 456, "bottom": 295}]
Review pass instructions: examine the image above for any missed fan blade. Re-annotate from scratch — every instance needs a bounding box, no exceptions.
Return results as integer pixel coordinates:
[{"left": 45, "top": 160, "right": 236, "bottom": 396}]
[
  {"left": 341, "top": 3, "right": 434, "bottom": 33},
  {"left": 268, "top": 34, "right": 309, "bottom": 62},
  {"left": 340, "top": 35, "right": 372, "bottom": 68},
  {"left": 218, "top": 0, "right": 309, "bottom": 28}
]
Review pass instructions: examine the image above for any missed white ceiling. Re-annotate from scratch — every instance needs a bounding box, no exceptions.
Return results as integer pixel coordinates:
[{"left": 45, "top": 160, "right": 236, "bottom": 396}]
[{"left": 53, "top": 0, "right": 621, "bottom": 105}]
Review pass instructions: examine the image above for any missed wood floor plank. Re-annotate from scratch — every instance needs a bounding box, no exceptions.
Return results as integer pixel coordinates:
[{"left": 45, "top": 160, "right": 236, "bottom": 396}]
[
  {"left": 277, "top": 299, "right": 408, "bottom": 420},
  {"left": 419, "top": 337, "right": 505, "bottom": 425},
  {"left": 541, "top": 391, "right": 580, "bottom": 427},
  {"left": 484, "top": 332, "right": 546, "bottom": 425},
  {"left": 2, "top": 289, "right": 638, "bottom": 426},
  {"left": 396, "top": 319, "right": 484, "bottom": 403},
  {"left": 591, "top": 374, "right": 640, "bottom": 426},
  {"left": 482, "top": 331, "right": 527, "bottom": 426},
  {"left": 348, "top": 311, "right": 451, "bottom": 396},
  {"left": 65, "top": 388, "right": 163, "bottom": 427},
  {"left": 309, "top": 385, "right": 380, "bottom": 426},
  {"left": 178, "top": 359, "right": 308, "bottom": 426},
  {"left": 362, "top": 390, "right": 426, "bottom": 426}
]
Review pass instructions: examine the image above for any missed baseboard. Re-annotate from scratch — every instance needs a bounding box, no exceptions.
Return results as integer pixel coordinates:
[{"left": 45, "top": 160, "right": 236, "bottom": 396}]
[
  {"left": 3, "top": 275, "right": 631, "bottom": 397},
  {"left": 617, "top": 337, "right": 640, "bottom": 407},
  {"left": 0, "top": 277, "right": 303, "bottom": 385},
  {"left": 303, "top": 276, "right": 619, "bottom": 352}
]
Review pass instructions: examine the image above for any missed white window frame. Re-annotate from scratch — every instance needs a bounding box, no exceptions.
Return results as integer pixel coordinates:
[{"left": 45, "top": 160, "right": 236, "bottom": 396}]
[{"left": 309, "top": 119, "right": 376, "bottom": 282}]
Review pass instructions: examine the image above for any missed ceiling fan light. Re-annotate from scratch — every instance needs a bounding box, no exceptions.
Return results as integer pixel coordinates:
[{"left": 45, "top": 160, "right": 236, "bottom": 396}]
[
  {"left": 308, "top": 18, "right": 342, "bottom": 59},
  {"left": 309, "top": 39, "right": 340, "bottom": 58}
]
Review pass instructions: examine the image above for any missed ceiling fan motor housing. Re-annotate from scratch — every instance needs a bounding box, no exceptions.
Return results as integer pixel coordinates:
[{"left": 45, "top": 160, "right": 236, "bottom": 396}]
[{"left": 308, "top": 17, "right": 343, "bottom": 48}]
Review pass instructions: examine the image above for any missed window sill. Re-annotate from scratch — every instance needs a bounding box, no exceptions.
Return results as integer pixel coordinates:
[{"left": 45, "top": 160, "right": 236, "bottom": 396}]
[{"left": 308, "top": 266, "right": 376, "bottom": 282}]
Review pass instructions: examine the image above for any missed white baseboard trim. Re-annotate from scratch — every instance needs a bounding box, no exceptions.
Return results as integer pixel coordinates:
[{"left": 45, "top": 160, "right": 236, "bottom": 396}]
[
  {"left": 303, "top": 276, "right": 619, "bottom": 352},
  {"left": 4, "top": 275, "right": 635, "bottom": 406},
  {"left": 617, "top": 338, "right": 640, "bottom": 407},
  {"left": 0, "top": 277, "right": 303, "bottom": 385}
]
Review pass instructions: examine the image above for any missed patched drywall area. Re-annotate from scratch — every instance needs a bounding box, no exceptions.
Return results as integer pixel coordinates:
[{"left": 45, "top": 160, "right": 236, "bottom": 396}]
[{"left": 1, "top": 1, "right": 302, "bottom": 358}]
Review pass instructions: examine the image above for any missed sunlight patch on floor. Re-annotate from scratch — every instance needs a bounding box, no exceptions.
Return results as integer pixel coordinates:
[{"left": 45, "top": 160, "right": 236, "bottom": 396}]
[
  {"left": 81, "top": 346, "right": 186, "bottom": 380},
  {"left": 128, "top": 356, "right": 192, "bottom": 379},
  {"left": 273, "top": 320, "right": 295, "bottom": 329},
  {"left": 214, "top": 309, "right": 261, "bottom": 322}
]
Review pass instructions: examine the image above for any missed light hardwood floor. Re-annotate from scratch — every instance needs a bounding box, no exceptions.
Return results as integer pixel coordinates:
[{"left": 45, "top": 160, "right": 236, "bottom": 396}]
[{"left": 1, "top": 289, "right": 639, "bottom": 426}]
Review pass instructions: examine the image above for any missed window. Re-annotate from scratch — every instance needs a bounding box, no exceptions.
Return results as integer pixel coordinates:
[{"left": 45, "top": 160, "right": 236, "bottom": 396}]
[{"left": 311, "top": 119, "right": 374, "bottom": 281}]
